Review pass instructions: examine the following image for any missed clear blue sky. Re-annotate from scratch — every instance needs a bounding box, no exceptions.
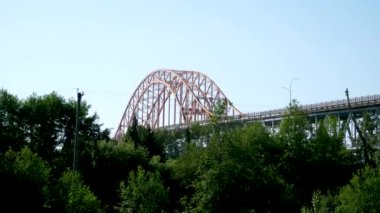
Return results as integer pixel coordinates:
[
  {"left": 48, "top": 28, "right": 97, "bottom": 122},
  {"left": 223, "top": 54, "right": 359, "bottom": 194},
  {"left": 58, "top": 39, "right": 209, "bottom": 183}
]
[{"left": 1, "top": 0, "right": 379, "bottom": 134}]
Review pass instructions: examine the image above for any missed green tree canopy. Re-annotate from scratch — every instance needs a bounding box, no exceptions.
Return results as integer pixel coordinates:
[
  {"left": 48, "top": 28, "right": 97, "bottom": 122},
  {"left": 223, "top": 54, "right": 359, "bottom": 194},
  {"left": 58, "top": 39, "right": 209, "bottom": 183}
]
[
  {"left": 0, "top": 89, "right": 25, "bottom": 152},
  {"left": 118, "top": 166, "right": 169, "bottom": 213},
  {"left": 0, "top": 148, "right": 51, "bottom": 212},
  {"left": 52, "top": 171, "right": 104, "bottom": 213}
]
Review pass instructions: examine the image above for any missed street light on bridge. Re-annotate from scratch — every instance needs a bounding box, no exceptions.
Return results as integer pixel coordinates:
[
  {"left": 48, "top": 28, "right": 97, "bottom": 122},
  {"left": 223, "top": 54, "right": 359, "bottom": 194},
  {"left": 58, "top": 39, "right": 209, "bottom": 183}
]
[{"left": 282, "top": 78, "right": 300, "bottom": 104}]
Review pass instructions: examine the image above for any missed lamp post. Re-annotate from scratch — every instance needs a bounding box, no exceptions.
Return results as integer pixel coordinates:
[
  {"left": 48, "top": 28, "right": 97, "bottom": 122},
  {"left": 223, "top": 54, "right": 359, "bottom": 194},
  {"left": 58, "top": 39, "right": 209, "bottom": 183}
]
[
  {"left": 73, "top": 89, "right": 84, "bottom": 171},
  {"left": 282, "top": 78, "right": 299, "bottom": 104}
]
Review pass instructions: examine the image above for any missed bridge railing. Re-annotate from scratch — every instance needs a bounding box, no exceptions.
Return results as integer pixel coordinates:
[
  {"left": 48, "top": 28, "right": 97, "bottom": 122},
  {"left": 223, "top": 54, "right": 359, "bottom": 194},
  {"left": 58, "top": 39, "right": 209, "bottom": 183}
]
[
  {"left": 240, "top": 94, "right": 380, "bottom": 121},
  {"left": 162, "top": 94, "right": 380, "bottom": 130},
  {"left": 300, "top": 94, "right": 380, "bottom": 113}
]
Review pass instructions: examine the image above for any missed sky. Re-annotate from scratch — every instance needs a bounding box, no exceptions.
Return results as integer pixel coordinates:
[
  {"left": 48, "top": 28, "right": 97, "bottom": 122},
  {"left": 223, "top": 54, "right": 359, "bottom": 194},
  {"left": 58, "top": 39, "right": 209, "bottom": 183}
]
[{"left": 1, "top": 0, "right": 379, "bottom": 135}]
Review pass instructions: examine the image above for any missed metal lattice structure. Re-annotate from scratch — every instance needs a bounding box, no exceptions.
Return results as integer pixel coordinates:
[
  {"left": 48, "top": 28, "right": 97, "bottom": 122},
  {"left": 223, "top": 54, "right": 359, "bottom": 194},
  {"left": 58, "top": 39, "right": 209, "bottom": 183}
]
[{"left": 114, "top": 69, "right": 241, "bottom": 141}]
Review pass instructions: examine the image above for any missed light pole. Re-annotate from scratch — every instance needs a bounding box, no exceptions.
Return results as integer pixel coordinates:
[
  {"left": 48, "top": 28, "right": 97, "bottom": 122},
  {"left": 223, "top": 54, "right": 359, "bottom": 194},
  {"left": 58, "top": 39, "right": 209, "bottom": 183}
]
[
  {"left": 73, "top": 89, "right": 84, "bottom": 171},
  {"left": 282, "top": 78, "right": 299, "bottom": 104}
]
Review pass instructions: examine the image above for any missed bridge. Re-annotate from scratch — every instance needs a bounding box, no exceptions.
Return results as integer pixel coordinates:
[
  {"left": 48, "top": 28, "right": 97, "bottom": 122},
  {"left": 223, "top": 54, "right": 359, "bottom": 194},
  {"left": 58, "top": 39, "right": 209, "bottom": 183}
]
[{"left": 115, "top": 69, "right": 380, "bottom": 141}]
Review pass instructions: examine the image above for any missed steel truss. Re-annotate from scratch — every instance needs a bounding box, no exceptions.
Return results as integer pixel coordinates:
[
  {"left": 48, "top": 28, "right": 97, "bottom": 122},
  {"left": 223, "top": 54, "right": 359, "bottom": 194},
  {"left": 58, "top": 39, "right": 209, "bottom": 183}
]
[{"left": 114, "top": 69, "right": 241, "bottom": 141}]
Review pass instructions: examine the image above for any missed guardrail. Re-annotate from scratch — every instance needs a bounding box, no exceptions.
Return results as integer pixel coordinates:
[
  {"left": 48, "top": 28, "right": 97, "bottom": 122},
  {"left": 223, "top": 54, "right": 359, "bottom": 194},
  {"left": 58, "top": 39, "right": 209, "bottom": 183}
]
[
  {"left": 163, "top": 94, "right": 380, "bottom": 129},
  {"left": 240, "top": 94, "right": 380, "bottom": 121}
]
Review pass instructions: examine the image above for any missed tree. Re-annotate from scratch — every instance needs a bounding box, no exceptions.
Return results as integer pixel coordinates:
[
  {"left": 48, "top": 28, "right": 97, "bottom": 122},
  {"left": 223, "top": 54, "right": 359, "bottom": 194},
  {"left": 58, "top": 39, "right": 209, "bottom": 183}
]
[
  {"left": 276, "top": 103, "right": 357, "bottom": 209},
  {"left": 155, "top": 122, "right": 213, "bottom": 159},
  {"left": 138, "top": 125, "right": 164, "bottom": 158},
  {"left": 126, "top": 114, "right": 140, "bottom": 147},
  {"left": 118, "top": 166, "right": 169, "bottom": 213},
  {"left": 81, "top": 140, "right": 149, "bottom": 211},
  {"left": 126, "top": 116, "right": 165, "bottom": 159},
  {"left": 0, "top": 89, "right": 25, "bottom": 152},
  {"left": 20, "top": 92, "right": 73, "bottom": 162},
  {"left": 360, "top": 111, "right": 380, "bottom": 165},
  {"left": 167, "top": 123, "right": 294, "bottom": 212},
  {"left": 0, "top": 147, "right": 51, "bottom": 212},
  {"left": 155, "top": 128, "right": 184, "bottom": 158},
  {"left": 51, "top": 171, "right": 104, "bottom": 213},
  {"left": 308, "top": 116, "right": 356, "bottom": 192},
  {"left": 165, "top": 142, "right": 205, "bottom": 211},
  {"left": 276, "top": 100, "right": 312, "bottom": 206},
  {"left": 301, "top": 190, "right": 338, "bottom": 213},
  {"left": 336, "top": 166, "right": 380, "bottom": 212},
  {"left": 202, "top": 123, "right": 295, "bottom": 212},
  {"left": 275, "top": 102, "right": 359, "bottom": 210},
  {"left": 210, "top": 99, "right": 228, "bottom": 124},
  {"left": 278, "top": 100, "right": 309, "bottom": 146},
  {"left": 303, "top": 166, "right": 380, "bottom": 213},
  {"left": 17, "top": 92, "right": 110, "bottom": 174}
]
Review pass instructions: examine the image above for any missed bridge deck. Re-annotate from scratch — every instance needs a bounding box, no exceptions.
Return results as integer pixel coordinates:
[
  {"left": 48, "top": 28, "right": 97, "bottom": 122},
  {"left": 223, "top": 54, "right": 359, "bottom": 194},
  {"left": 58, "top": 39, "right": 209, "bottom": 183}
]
[
  {"left": 243, "top": 94, "right": 380, "bottom": 122},
  {"left": 164, "top": 94, "right": 380, "bottom": 129}
]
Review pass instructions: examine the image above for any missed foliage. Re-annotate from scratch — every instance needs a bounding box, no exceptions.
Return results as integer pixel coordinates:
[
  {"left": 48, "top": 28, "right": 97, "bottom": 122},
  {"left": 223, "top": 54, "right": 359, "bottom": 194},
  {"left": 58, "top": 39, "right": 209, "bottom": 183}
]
[
  {"left": 360, "top": 111, "right": 380, "bottom": 165},
  {"left": 1, "top": 89, "right": 379, "bottom": 212},
  {"left": 20, "top": 92, "right": 76, "bottom": 162},
  {"left": 0, "top": 89, "right": 110, "bottom": 170},
  {"left": 278, "top": 100, "right": 309, "bottom": 145},
  {"left": 336, "top": 166, "right": 380, "bottom": 212},
  {"left": 210, "top": 99, "right": 228, "bottom": 124},
  {"left": 53, "top": 171, "right": 104, "bottom": 213},
  {"left": 0, "top": 147, "right": 51, "bottom": 212},
  {"left": 118, "top": 166, "right": 169, "bottom": 213},
  {"left": 197, "top": 124, "right": 295, "bottom": 212},
  {"left": 276, "top": 101, "right": 312, "bottom": 206},
  {"left": 0, "top": 89, "right": 25, "bottom": 152},
  {"left": 301, "top": 190, "right": 338, "bottom": 213},
  {"left": 168, "top": 123, "right": 296, "bottom": 212},
  {"left": 11, "top": 147, "right": 51, "bottom": 185},
  {"left": 155, "top": 128, "right": 186, "bottom": 158},
  {"left": 81, "top": 140, "right": 149, "bottom": 211},
  {"left": 126, "top": 115, "right": 140, "bottom": 147},
  {"left": 302, "top": 166, "right": 380, "bottom": 213},
  {"left": 165, "top": 142, "right": 204, "bottom": 210},
  {"left": 277, "top": 103, "right": 357, "bottom": 208},
  {"left": 308, "top": 116, "right": 356, "bottom": 190},
  {"left": 126, "top": 116, "right": 165, "bottom": 159}
]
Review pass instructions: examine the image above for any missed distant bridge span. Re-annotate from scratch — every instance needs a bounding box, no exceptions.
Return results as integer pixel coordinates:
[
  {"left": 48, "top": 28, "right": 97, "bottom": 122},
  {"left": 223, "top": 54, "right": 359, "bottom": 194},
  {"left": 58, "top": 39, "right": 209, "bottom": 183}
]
[
  {"left": 163, "top": 94, "right": 380, "bottom": 136},
  {"left": 114, "top": 69, "right": 241, "bottom": 141},
  {"left": 115, "top": 69, "right": 380, "bottom": 141}
]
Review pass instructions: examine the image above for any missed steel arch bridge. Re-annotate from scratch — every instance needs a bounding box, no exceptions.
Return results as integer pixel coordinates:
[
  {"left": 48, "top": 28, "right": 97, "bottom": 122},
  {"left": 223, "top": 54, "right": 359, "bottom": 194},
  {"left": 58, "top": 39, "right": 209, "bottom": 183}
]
[{"left": 114, "top": 69, "right": 241, "bottom": 141}]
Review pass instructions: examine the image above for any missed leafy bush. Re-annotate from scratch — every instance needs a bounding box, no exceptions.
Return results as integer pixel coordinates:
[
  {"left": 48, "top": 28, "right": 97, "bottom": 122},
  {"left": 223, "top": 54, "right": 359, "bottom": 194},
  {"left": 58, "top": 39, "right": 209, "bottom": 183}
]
[
  {"left": 118, "top": 166, "right": 168, "bottom": 213},
  {"left": 55, "top": 171, "right": 104, "bottom": 213}
]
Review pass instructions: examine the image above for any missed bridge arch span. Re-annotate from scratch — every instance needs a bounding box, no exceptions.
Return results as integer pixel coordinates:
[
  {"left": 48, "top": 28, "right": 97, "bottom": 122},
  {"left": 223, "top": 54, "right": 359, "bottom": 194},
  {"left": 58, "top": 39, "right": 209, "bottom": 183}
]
[{"left": 114, "top": 69, "right": 241, "bottom": 141}]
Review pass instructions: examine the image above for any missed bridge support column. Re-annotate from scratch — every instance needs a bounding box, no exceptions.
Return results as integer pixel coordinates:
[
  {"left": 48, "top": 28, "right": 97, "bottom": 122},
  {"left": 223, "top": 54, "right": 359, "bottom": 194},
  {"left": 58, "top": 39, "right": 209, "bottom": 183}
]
[{"left": 314, "top": 115, "right": 318, "bottom": 130}]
